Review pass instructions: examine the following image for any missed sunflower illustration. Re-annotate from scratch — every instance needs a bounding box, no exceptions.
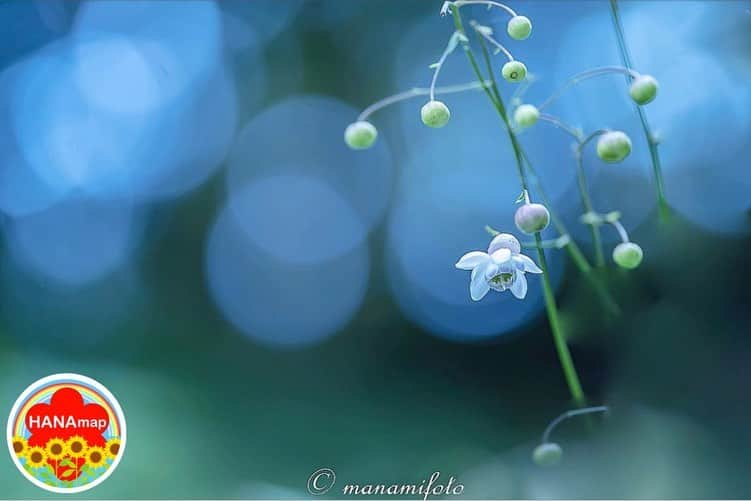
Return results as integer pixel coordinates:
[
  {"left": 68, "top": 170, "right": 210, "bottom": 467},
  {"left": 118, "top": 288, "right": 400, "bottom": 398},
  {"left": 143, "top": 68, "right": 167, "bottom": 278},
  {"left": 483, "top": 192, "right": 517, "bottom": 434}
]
[
  {"left": 11, "top": 435, "right": 28, "bottom": 456},
  {"left": 85, "top": 446, "right": 107, "bottom": 468},
  {"left": 45, "top": 437, "right": 67, "bottom": 461},
  {"left": 26, "top": 446, "right": 47, "bottom": 468},
  {"left": 65, "top": 435, "right": 89, "bottom": 457},
  {"left": 105, "top": 437, "right": 121, "bottom": 458}
]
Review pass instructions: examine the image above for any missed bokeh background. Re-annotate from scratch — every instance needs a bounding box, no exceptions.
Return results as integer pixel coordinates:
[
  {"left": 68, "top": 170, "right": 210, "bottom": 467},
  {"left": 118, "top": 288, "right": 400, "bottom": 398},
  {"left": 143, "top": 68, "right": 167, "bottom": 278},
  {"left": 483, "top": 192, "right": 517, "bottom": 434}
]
[{"left": 0, "top": 0, "right": 750, "bottom": 498}]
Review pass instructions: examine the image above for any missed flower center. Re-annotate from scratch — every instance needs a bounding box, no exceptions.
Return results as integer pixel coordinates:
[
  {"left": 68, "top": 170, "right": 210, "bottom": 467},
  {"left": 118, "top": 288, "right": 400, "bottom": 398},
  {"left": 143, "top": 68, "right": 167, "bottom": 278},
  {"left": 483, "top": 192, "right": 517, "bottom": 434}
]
[
  {"left": 13, "top": 441, "right": 23, "bottom": 453},
  {"left": 51, "top": 443, "right": 62, "bottom": 455},
  {"left": 489, "top": 272, "right": 514, "bottom": 286}
]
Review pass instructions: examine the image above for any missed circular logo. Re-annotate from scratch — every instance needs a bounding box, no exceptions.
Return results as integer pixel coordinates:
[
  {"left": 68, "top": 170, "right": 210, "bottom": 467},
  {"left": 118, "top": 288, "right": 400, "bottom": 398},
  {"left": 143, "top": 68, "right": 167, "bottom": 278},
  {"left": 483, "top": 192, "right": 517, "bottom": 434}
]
[{"left": 7, "top": 374, "right": 126, "bottom": 494}]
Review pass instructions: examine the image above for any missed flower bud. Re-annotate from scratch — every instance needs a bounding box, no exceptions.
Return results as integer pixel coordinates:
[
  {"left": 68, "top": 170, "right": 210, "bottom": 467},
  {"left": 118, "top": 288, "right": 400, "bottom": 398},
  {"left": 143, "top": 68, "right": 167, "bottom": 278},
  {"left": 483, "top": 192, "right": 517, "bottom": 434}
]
[
  {"left": 612, "top": 242, "right": 643, "bottom": 269},
  {"left": 629, "top": 75, "right": 659, "bottom": 105},
  {"left": 596, "top": 131, "right": 632, "bottom": 163},
  {"left": 533, "top": 442, "right": 563, "bottom": 467},
  {"left": 421, "top": 100, "right": 451, "bottom": 128},
  {"left": 344, "top": 121, "right": 378, "bottom": 150},
  {"left": 515, "top": 203, "right": 550, "bottom": 234},
  {"left": 507, "top": 15, "right": 532, "bottom": 40},
  {"left": 514, "top": 104, "right": 539, "bottom": 128},
  {"left": 502, "top": 61, "right": 527, "bottom": 83}
]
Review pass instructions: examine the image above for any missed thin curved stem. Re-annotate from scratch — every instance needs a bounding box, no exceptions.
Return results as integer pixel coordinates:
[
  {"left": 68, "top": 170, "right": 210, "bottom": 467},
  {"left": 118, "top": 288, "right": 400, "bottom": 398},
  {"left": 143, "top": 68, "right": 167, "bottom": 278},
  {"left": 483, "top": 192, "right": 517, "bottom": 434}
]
[
  {"left": 574, "top": 152, "right": 605, "bottom": 267},
  {"left": 578, "top": 129, "right": 611, "bottom": 152},
  {"left": 534, "top": 113, "right": 606, "bottom": 267},
  {"left": 470, "top": 21, "right": 514, "bottom": 61},
  {"left": 538, "top": 66, "right": 641, "bottom": 112},
  {"left": 541, "top": 406, "right": 609, "bottom": 443},
  {"left": 610, "top": 219, "right": 630, "bottom": 243},
  {"left": 608, "top": 0, "right": 669, "bottom": 220},
  {"left": 430, "top": 33, "right": 463, "bottom": 101},
  {"left": 521, "top": 150, "right": 621, "bottom": 316},
  {"left": 444, "top": 0, "right": 517, "bottom": 17},
  {"left": 537, "top": 113, "right": 584, "bottom": 142},
  {"left": 358, "top": 81, "right": 490, "bottom": 121}
]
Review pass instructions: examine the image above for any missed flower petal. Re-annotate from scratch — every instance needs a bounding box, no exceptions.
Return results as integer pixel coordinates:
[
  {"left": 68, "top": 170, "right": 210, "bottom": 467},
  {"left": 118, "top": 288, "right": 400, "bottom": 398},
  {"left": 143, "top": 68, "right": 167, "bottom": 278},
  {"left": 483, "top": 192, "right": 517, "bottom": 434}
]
[
  {"left": 510, "top": 272, "right": 528, "bottom": 299},
  {"left": 490, "top": 248, "right": 512, "bottom": 264},
  {"left": 455, "top": 251, "right": 490, "bottom": 270},
  {"left": 470, "top": 269, "right": 491, "bottom": 301},
  {"left": 513, "top": 254, "right": 542, "bottom": 273},
  {"left": 488, "top": 233, "right": 521, "bottom": 255}
]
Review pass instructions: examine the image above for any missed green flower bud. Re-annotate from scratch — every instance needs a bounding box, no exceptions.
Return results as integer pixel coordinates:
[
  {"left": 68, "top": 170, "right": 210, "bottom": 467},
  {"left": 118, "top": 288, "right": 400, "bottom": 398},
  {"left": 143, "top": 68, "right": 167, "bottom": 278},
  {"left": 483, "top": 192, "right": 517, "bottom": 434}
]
[
  {"left": 515, "top": 203, "right": 550, "bottom": 234},
  {"left": 612, "top": 242, "right": 643, "bottom": 269},
  {"left": 501, "top": 61, "right": 527, "bottom": 83},
  {"left": 514, "top": 104, "right": 539, "bottom": 128},
  {"left": 344, "top": 121, "right": 378, "bottom": 150},
  {"left": 596, "top": 131, "right": 632, "bottom": 163},
  {"left": 533, "top": 442, "right": 562, "bottom": 467},
  {"left": 629, "top": 75, "right": 659, "bottom": 105},
  {"left": 421, "top": 100, "right": 451, "bottom": 128},
  {"left": 507, "top": 15, "right": 532, "bottom": 40}
]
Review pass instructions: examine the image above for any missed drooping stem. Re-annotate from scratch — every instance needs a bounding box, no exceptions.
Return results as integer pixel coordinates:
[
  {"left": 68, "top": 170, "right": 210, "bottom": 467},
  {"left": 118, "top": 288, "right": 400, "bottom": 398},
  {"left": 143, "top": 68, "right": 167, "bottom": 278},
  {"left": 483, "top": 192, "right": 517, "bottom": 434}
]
[
  {"left": 470, "top": 21, "right": 514, "bottom": 61},
  {"left": 457, "top": 11, "right": 619, "bottom": 315},
  {"left": 430, "top": 32, "right": 464, "bottom": 101},
  {"left": 537, "top": 113, "right": 583, "bottom": 142},
  {"left": 538, "top": 66, "right": 641, "bottom": 112},
  {"left": 541, "top": 405, "right": 609, "bottom": 443},
  {"left": 535, "top": 232, "right": 587, "bottom": 408},
  {"left": 519, "top": 135, "right": 621, "bottom": 316},
  {"left": 610, "top": 219, "right": 630, "bottom": 243},
  {"left": 608, "top": 0, "right": 669, "bottom": 220},
  {"left": 534, "top": 113, "right": 607, "bottom": 267},
  {"left": 451, "top": 4, "right": 587, "bottom": 406},
  {"left": 358, "top": 81, "right": 490, "bottom": 121},
  {"left": 574, "top": 151, "right": 605, "bottom": 267}
]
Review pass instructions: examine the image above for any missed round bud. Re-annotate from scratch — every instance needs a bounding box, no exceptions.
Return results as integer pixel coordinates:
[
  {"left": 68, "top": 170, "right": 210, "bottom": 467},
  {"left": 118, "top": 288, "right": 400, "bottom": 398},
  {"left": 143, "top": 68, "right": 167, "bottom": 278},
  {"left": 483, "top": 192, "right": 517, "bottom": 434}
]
[
  {"left": 533, "top": 442, "right": 563, "bottom": 467},
  {"left": 507, "top": 15, "right": 532, "bottom": 40},
  {"left": 612, "top": 242, "right": 643, "bottom": 269},
  {"left": 344, "top": 121, "right": 378, "bottom": 150},
  {"left": 501, "top": 61, "right": 527, "bottom": 83},
  {"left": 515, "top": 203, "right": 550, "bottom": 234},
  {"left": 514, "top": 104, "right": 539, "bottom": 129},
  {"left": 421, "top": 100, "right": 451, "bottom": 128},
  {"left": 596, "top": 131, "right": 632, "bottom": 163},
  {"left": 629, "top": 75, "right": 659, "bottom": 105}
]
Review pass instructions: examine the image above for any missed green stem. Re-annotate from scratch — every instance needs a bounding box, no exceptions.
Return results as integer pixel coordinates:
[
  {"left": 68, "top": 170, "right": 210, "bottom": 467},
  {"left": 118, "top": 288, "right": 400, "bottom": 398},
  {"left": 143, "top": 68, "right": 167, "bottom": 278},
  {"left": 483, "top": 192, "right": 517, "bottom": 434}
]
[
  {"left": 451, "top": 5, "right": 587, "bottom": 405},
  {"left": 574, "top": 152, "right": 605, "bottom": 267},
  {"left": 472, "top": 18, "right": 621, "bottom": 315},
  {"left": 608, "top": 0, "right": 669, "bottom": 221},
  {"left": 535, "top": 233, "right": 587, "bottom": 407}
]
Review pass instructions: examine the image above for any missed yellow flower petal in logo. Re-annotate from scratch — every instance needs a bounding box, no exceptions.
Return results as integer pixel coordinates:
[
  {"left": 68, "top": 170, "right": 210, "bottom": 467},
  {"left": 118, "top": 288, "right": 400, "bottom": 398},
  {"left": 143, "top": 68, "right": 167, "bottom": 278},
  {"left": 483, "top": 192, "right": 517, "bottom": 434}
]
[
  {"left": 26, "top": 447, "right": 47, "bottom": 469},
  {"left": 105, "top": 438, "right": 121, "bottom": 458},
  {"left": 45, "top": 438, "right": 67, "bottom": 461},
  {"left": 85, "top": 446, "right": 107, "bottom": 468},
  {"left": 11, "top": 436, "right": 28, "bottom": 456},
  {"left": 65, "top": 435, "right": 89, "bottom": 458}
]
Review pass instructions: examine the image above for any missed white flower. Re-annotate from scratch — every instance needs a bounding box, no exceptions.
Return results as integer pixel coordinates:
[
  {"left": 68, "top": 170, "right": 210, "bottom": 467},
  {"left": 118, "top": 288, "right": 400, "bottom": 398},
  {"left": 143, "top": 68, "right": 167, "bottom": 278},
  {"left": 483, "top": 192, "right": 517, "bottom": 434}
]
[{"left": 455, "top": 233, "right": 542, "bottom": 301}]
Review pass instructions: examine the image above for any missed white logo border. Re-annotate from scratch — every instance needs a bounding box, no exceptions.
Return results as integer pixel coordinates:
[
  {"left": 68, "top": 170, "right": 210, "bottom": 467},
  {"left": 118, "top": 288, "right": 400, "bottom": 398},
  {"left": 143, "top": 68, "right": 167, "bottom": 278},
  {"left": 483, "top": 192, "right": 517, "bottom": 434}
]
[{"left": 6, "top": 373, "right": 127, "bottom": 494}]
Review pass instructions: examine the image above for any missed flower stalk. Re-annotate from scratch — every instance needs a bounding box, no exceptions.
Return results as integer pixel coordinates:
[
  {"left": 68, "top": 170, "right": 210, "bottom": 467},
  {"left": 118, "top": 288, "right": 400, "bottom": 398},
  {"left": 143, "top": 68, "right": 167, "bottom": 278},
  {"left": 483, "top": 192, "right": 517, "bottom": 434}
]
[
  {"left": 608, "top": 0, "right": 669, "bottom": 220},
  {"left": 451, "top": 4, "right": 586, "bottom": 407}
]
